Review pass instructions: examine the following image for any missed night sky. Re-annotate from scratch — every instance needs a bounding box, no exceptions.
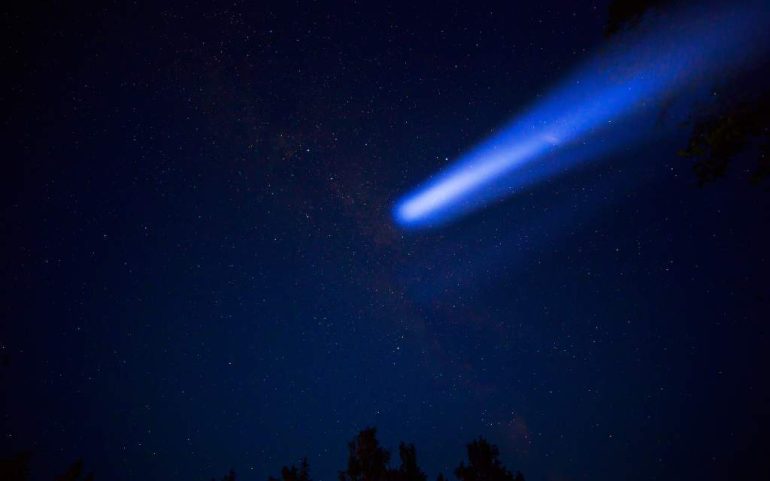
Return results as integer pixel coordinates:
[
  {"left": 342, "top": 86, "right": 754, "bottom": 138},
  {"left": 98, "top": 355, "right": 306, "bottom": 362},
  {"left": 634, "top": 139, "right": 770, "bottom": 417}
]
[{"left": 2, "top": 1, "right": 770, "bottom": 480}]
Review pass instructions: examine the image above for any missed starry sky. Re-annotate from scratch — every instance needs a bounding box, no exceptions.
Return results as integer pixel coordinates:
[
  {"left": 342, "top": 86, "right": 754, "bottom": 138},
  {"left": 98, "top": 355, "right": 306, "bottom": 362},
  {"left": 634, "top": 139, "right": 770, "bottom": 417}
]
[{"left": 1, "top": 1, "right": 769, "bottom": 480}]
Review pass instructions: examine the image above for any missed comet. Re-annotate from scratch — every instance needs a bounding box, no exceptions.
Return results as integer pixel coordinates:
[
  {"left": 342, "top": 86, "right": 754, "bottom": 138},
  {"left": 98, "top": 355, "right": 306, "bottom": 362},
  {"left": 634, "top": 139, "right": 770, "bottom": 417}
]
[{"left": 393, "top": 1, "right": 770, "bottom": 229}]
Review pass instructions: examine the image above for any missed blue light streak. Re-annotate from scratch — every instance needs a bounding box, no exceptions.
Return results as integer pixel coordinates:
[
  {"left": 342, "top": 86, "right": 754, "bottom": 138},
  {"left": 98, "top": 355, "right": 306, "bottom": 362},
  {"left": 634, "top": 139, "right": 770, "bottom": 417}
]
[{"left": 393, "top": 2, "right": 770, "bottom": 228}]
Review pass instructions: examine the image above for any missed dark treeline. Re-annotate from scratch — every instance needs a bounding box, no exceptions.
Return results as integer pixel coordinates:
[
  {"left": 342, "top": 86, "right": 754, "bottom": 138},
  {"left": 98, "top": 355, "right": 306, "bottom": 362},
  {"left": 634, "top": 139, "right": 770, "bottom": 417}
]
[
  {"left": 232, "top": 427, "right": 524, "bottom": 481},
  {"left": 0, "top": 428, "right": 524, "bottom": 481}
]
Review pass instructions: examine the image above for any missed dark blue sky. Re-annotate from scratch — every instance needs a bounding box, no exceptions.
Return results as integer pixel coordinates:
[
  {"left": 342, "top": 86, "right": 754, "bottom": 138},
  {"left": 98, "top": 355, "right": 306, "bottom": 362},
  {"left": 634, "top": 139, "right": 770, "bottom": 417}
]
[{"left": 2, "top": 1, "right": 769, "bottom": 480}]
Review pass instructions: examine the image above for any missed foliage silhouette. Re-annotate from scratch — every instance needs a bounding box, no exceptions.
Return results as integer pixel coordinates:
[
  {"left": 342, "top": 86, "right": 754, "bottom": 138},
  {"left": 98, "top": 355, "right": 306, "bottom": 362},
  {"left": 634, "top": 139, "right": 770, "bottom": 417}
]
[
  {"left": 606, "top": 0, "right": 770, "bottom": 186},
  {"left": 396, "top": 443, "right": 427, "bottom": 481},
  {"left": 269, "top": 458, "right": 311, "bottom": 481},
  {"left": 455, "top": 438, "right": 524, "bottom": 481},
  {"left": 334, "top": 428, "right": 516, "bottom": 481},
  {"left": 339, "top": 427, "right": 393, "bottom": 481},
  {"left": 681, "top": 96, "right": 770, "bottom": 186}
]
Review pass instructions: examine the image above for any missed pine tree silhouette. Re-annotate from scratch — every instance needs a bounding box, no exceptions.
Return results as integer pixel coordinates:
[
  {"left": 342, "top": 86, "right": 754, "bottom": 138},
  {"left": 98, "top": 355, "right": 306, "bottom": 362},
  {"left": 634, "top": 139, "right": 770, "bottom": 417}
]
[{"left": 339, "top": 427, "right": 393, "bottom": 481}]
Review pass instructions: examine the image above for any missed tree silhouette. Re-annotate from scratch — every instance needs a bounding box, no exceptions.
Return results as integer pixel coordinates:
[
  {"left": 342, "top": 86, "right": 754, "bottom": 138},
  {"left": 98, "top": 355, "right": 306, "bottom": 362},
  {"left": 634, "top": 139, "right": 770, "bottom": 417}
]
[
  {"left": 339, "top": 427, "right": 393, "bottom": 481},
  {"left": 269, "top": 458, "right": 311, "bottom": 481},
  {"left": 2, "top": 428, "right": 524, "bottom": 481},
  {"left": 395, "top": 443, "right": 427, "bottom": 481},
  {"left": 455, "top": 438, "right": 524, "bottom": 481},
  {"left": 606, "top": 0, "right": 770, "bottom": 186},
  {"left": 337, "top": 428, "right": 432, "bottom": 481},
  {"left": 681, "top": 95, "right": 770, "bottom": 186}
]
